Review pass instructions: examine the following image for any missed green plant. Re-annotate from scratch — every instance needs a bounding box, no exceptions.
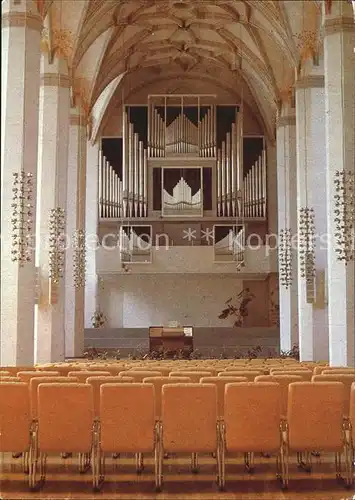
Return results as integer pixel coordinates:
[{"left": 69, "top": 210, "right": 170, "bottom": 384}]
[
  {"left": 91, "top": 310, "right": 107, "bottom": 328},
  {"left": 280, "top": 344, "right": 300, "bottom": 360},
  {"left": 218, "top": 288, "right": 255, "bottom": 327}
]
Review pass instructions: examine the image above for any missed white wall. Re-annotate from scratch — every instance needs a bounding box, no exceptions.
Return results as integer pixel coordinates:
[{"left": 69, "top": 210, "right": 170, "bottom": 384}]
[{"left": 99, "top": 274, "right": 243, "bottom": 328}]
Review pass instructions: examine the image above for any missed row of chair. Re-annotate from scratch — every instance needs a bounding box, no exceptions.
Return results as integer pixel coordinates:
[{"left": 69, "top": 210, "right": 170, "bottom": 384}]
[
  {"left": 1, "top": 380, "right": 354, "bottom": 491},
  {"left": 3, "top": 368, "right": 354, "bottom": 419}
]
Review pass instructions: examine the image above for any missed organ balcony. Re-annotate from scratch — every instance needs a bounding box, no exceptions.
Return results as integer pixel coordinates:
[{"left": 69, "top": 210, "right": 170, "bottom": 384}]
[{"left": 96, "top": 224, "right": 277, "bottom": 277}]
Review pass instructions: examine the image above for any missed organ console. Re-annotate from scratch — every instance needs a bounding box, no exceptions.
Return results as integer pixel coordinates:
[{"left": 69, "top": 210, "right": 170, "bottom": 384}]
[{"left": 149, "top": 326, "right": 194, "bottom": 356}]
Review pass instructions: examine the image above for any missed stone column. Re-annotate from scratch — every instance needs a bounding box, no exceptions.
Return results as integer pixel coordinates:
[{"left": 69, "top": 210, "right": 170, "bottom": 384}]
[
  {"left": 64, "top": 107, "right": 87, "bottom": 358},
  {"left": 1, "top": 0, "right": 41, "bottom": 365},
  {"left": 35, "top": 55, "right": 70, "bottom": 363},
  {"left": 276, "top": 100, "right": 299, "bottom": 352},
  {"left": 85, "top": 141, "right": 100, "bottom": 330},
  {"left": 295, "top": 59, "right": 329, "bottom": 362},
  {"left": 324, "top": 0, "right": 355, "bottom": 366}
]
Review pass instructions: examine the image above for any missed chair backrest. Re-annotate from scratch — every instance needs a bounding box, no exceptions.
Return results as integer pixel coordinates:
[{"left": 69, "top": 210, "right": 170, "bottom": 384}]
[
  {"left": 86, "top": 365, "right": 125, "bottom": 375},
  {"left": 224, "top": 382, "right": 282, "bottom": 453},
  {"left": 218, "top": 371, "right": 262, "bottom": 381},
  {"left": 322, "top": 368, "right": 355, "bottom": 375},
  {"left": 200, "top": 376, "right": 248, "bottom": 418},
  {"left": 0, "top": 371, "right": 11, "bottom": 377},
  {"left": 17, "top": 371, "right": 60, "bottom": 382},
  {"left": 86, "top": 376, "right": 134, "bottom": 417},
  {"left": 0, "top": 382, "right": 31, "bottom": 452},
  {"left": 270, "top": 367, "right": 310, "bottom": 373},
  {"left": 272, "top": 370, "right": 312, "bottom": 381},
  {"left": 1, "top": 366, "right": 33, "bottom": 376},
  {"left": 312, "top": 374, "right": 355, "bottom": 416},
  {"left": 142, "top": 376, "right": 191, "bottom": 418},
  {"left": 255, "top": 375, "right": 304, "bottom": 416},
  {"left": 118, "top": 370, "right": 162, "bottom": 382},
  {"left": 162, "top": 383, "right": 217, "bottom": 453},
  {"left": 350, "top": 383, "right": 355, "bottom": 444},
  {"left": 37, "top": 383, "right": 94, "bottom": 453},
  {"left": 67, "top": 371, "right": 111, "bottom": 383},
  {"left": 287, "top": 382, "right": 344, "bottom": 452},
  {"left": 313, "top": 365, "right": 329, "bottom": 375},
  {"left": 30, "top": 376, "right": 79, "bottom": 419},
  {"left": 174, "top": 367, "right": 217, "bottom": 376},
  {"left": 0, "top": 376, "right": 20, "bottom": 382},
  {"left": 168, "top": 371, "right": 212, "bottom": 383},
  {"left": 100, "top": 383, "right": 155, "bottom": 453}
]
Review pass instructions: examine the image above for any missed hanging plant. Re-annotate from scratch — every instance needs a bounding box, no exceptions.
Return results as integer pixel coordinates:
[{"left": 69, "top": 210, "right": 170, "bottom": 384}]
[
  {"left": 218, "top": 288, "right": 255, "bottom": 327},
  {"left": 91, "top": 310, "right": 107, "bottom": 328}
]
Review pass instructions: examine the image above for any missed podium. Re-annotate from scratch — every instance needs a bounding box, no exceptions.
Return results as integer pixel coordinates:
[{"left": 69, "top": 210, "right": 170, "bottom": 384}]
[{"left": 149, "top": 326, "right": 193, "bottom": 355}]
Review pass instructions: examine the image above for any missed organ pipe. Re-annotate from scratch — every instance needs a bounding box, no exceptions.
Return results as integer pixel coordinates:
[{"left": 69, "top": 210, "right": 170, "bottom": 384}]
[
  {"left": 221, "top": 141, "right": 226, "bottom": 216},
  {"left": 98, "top": 152, "right": 103, "bottom": 217},
  {"left": 217, "top": 149, "right": 221, "bottom": 216},
  {"left": 143, "top": 149, "right": 148, "bottom": 216},
  {"left": 134, "top": 132, "right": 139, "bottom": 216},
  {"left": 226, "top": 132, "right": 231, "bottom": 217},
  {"left": 139, "top": 140, "right": 144, "bottom": 217},
  {"left": 231, "top": 122, "right": 236, "bottom": 217}
]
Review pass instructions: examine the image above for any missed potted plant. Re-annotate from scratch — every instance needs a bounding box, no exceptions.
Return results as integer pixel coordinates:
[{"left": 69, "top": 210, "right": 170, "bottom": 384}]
[
  {"left": 218, "top": 288, "right": 255, "bottom": 327},
  {"left": 91, "top": 310, "right": 107, "bottom": 328}
]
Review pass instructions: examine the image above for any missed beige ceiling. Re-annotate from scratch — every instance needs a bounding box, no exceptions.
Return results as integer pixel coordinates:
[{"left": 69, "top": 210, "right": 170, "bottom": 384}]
[{"left": 39, "top": 0, "right": 324, "bottom": 139}]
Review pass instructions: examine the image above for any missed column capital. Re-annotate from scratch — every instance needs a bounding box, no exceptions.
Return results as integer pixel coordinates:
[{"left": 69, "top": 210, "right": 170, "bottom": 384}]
[
  {"left": 276, "top": 100, "right": 296, "bottom": 128},
  {"left": 2, "top": 0, "right": 42, "bottom": 32},
  {"left": 69, "top": 106, "right": 88, "bottom": 127},
  {"left": 296, "top": 57, "right": 325, "bottom": 89},
  {"left": 323, "top": 0, "right": 355, "bottom": 34},
  {"left": 324, "top": 16, "right": 355, "bottom": 35},
  {"left": 295, "top": 75, "right": 325, "bottom": 89},
  {"left": 40, "top": 55, "right": 70, "bottom": 88}
]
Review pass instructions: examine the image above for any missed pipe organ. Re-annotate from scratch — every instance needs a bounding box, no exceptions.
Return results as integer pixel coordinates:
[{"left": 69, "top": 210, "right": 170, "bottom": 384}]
[{"left": 99, "top": 95, "right": 267, "bottom": 222}]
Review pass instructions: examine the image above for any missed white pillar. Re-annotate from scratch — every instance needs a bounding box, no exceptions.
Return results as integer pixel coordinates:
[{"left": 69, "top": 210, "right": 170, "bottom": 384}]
[
  {"left": 1, "top": 0, "right": 41, "bottom": 365},
  {"left": 65, "top": 108, "right": 87, "bottom": 358},
  {"left": 324, "top": 0, "right": 355, "bottom": 367},
  {"left": 85, "top": 141, "right": 100, "bottom": 329},
  {"left": 35, "top": 56, "right": 70, "bottom": 363},
  {"left": 295, "top": 59, "right": 329, "bottom": 362},
  {"left": 276, "top": 100, "right": 298, "bottom": 352}
]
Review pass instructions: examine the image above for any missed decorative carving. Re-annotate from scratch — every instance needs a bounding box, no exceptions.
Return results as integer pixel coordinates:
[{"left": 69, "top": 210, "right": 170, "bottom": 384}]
[
  {"left": 72, "top": 77, "right": 91, "bottom": 117},
  {"left": 295, "top": 30, "right": 319, "bottom": 62},
  {"left": 334, "top": 169, "right": 355, "bottom": 263},
  {"left": 11, "top": 172, "right": 34, "bottom": 267},
  {"left": 48, "top": 207, "right": 66, "bottom": 284},
  {"left": 298, "top": 207, "right": 316, "bottom": 303},
  {"left": 52, "top": 28, "right": 74, "bottom": 62}
]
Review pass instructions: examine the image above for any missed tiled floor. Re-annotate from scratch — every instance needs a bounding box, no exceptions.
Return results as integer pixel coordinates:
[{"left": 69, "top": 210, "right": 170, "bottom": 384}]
[{"left": 1, "top": 453, "right": 354, "bottom": 500}]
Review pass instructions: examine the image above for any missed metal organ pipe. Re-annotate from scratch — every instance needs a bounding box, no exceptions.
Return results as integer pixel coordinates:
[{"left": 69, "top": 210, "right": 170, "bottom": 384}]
[
  {"left": 221, "top": 140, "right": 226, "bottom": 216},
  {"left": 226, "top": 132, "right": 231, "bottom": 217},
  {"left": 139, "top": 140, "right": 144, "bottom": 217},
  {"left": 128, "top": 123, "right": 134, "bottom": 217},
  {"left": 217, "top": 149, "right": 221, "bottom": 216},
  {"left": 262, "top": 149, "right": 266, "bottom": 218},
  {"left": 134, "top": 132, "right": 139, "bottom": 216},
  {"left": 143, "top": 149, "right": 147, "bottom": 216},
  {"left": 98, "top": 152, "right": 103, "bottom": 218},
  {"left": 122, "top": 109, "right": 128, "bottom": 217},
  {"left": 231, "top": 122, "right": 236, "bottom": 217}
]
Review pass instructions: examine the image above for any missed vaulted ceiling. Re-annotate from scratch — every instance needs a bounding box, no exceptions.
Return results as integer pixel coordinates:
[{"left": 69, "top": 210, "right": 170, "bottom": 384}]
[{"left": 38, "top": 0, "right": 325, "bottom": 139}]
